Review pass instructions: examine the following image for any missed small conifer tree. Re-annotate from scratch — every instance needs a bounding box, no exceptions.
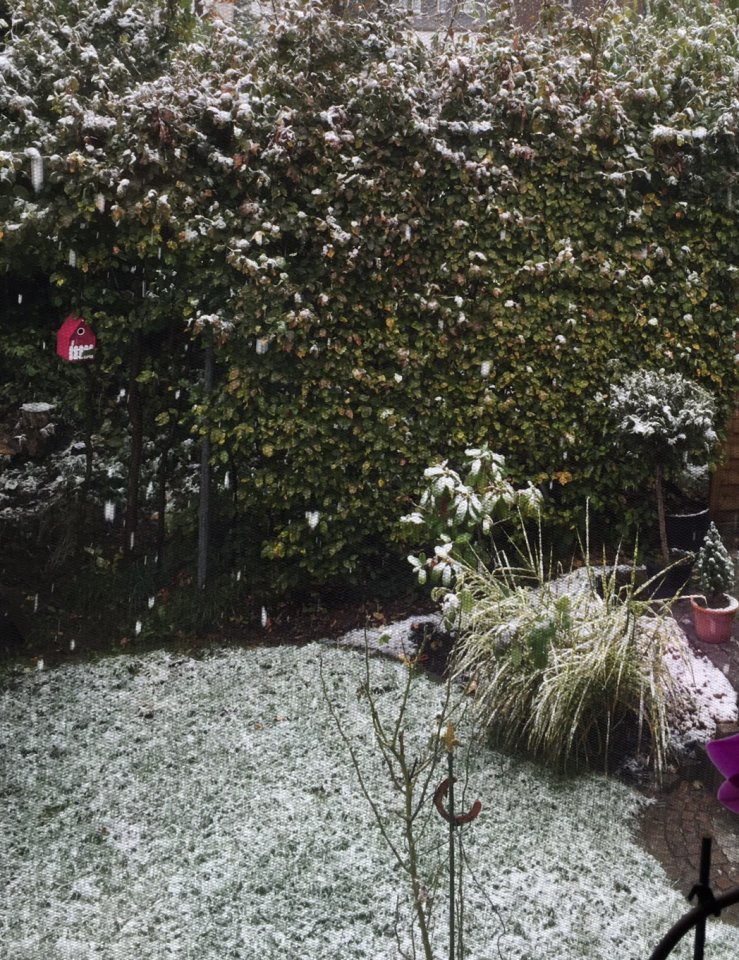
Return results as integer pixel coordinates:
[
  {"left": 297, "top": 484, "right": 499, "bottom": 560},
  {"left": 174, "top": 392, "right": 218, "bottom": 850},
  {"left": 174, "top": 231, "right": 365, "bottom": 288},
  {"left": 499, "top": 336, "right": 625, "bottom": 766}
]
[{"left": 695, "top": 522, "right": 735, "bottom": 607}]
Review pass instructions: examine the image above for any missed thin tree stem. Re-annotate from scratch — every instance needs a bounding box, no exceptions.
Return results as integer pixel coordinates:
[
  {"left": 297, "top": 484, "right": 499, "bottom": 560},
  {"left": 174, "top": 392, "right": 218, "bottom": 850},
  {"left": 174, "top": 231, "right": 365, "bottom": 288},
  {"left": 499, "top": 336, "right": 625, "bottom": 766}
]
[{"left": 655, "top": 464, "right": 669, "bottom": 564}]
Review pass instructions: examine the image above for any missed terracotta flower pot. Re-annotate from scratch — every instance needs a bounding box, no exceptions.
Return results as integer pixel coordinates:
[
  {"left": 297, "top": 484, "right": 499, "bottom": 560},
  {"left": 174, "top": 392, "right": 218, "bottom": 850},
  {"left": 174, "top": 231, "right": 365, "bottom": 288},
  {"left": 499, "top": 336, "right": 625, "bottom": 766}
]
[{"left": 690, "top": 595, "right": 739, "bottom": 644}]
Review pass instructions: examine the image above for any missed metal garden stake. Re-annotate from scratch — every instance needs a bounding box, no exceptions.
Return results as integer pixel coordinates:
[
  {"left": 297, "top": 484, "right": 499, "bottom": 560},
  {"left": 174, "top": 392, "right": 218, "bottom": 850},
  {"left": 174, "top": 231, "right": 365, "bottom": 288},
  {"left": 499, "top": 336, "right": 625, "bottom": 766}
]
[{"left": 433, "top": 724, "right": 482, "bottom": 960}]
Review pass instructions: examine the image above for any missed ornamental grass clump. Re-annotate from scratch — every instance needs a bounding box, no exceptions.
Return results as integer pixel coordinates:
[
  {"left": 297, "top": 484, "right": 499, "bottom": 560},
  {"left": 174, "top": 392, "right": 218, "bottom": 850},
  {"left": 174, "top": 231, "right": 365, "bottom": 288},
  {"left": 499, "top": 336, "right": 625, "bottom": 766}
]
[
  {"left": 695, "top": 522, "right": 736, "bottom": 608},
  {"left": 449, "top": 534, "right": 680, "bottom": 780}
]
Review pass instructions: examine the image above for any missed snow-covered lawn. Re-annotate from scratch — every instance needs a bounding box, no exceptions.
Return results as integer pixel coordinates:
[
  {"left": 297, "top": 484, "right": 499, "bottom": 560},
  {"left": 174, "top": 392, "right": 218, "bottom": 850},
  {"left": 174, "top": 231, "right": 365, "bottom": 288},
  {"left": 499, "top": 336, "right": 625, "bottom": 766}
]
[{"left": 1, "top": 634, "right": 736, "bottom": 960}]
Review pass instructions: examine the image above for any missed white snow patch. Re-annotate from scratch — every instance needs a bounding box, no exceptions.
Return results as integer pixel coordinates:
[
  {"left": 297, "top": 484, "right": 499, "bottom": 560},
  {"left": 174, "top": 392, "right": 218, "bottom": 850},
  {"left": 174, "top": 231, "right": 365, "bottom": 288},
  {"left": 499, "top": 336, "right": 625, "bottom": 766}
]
[
  {"left": 0, "top": 643, "right": 736, "bottom": 958},
  {"left": 326, "top": 613, "right": 441, "bottom": 661},
  {"left": 660, "top": 620, "right": 738, "bottom": 749}
]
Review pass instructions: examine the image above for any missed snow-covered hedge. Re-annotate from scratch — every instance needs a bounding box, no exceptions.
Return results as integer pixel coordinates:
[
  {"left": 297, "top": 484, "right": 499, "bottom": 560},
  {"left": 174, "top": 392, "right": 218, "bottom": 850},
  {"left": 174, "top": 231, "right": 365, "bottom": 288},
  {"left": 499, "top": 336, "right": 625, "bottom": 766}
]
[{"left": 1, "top": 0, "right": 738, "bottom": 591}]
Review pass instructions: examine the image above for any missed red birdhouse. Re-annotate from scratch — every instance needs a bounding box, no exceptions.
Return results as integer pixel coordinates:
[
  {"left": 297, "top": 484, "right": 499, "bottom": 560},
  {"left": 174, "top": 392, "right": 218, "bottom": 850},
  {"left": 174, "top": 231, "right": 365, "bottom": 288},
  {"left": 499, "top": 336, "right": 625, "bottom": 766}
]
[{"left": 56, "top": 314, "right": 96, "bottom": 363}]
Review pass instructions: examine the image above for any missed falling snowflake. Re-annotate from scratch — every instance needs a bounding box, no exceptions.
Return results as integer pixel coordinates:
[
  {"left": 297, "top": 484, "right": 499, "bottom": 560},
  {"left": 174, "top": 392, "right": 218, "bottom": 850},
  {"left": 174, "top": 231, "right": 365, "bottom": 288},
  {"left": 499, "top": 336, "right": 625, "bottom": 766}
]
[
  {"left": 256, "top": 338, "right": 269, "bottom": 355},
  {"left": 69, "top": 640, "right": 75, "bottom": 652},
  {"left": 148, "top": 597, "right": 155, "bottom": 609},
  {"left": 25, "top": 147, "right": 43, "bottom": 193},
  {"left": 95, "top": 193, "right": 105, "bottom": 213},
  {"left": 68, "top": 250, "right": 77, "bottom": 268},
  {"left": 135, "top": 621, "right": 142, "bottom": 636},
  {"left": 261, "top": 606, "right": 268, "bottom": 627},
  {"left": 481, "top": 361, "right": 491, "bottom": 378},
  {"left": 103, "top": 501, "right": 116, "bottom": 523}
]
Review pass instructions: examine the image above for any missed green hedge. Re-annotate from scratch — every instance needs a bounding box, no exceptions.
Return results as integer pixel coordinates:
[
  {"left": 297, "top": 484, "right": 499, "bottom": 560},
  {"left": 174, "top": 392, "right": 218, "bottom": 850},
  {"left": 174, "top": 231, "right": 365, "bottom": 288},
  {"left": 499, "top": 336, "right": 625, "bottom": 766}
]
[
  {"left": 1, "top": 0, "right": 738, "bottom": 593},
  {"left": 214, "top": 1, "right": 739, "bottom": 587}
]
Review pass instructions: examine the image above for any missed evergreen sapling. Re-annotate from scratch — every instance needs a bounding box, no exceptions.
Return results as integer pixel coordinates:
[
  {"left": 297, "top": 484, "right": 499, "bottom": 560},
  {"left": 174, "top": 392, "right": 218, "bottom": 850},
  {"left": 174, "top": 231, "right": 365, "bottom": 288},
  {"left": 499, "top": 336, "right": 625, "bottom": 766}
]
[{"left": 695, "top": 522, "right": 735, "bottom": 608}]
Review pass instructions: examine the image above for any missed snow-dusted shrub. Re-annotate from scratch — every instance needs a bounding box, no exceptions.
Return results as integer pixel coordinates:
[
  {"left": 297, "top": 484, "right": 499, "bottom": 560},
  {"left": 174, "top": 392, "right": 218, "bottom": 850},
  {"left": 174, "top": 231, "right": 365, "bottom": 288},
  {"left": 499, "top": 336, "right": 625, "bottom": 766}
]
[
  {"left": 609, "top": 368, "right": 716, "bottom": 460},
  {"left": 400, "top": 444, "right": 542, "bottom": 588},
  {"left": 607, "top": 367, "right": 717, "bottom": 560},
  {"left": 695, "top": 521, "right": 735, "bottom": 606},
  {"left": 450, "top": 535, "right": 682, "bottom": 779}
]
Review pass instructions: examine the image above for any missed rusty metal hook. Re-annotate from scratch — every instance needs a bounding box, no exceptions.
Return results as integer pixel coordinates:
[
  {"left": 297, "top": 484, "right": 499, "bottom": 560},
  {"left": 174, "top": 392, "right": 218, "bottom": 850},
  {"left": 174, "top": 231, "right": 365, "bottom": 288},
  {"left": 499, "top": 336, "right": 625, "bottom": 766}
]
[{"left": 433, "top": 776, "right": 482, "bottom": 826}]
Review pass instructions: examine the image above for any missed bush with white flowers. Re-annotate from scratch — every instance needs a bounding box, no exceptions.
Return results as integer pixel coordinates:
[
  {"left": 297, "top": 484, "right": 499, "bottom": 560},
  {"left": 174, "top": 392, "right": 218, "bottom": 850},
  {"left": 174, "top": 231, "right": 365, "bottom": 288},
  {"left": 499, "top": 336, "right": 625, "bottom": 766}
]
[{"left": 401, "top": 445, "right": 542, "bottom": 590}]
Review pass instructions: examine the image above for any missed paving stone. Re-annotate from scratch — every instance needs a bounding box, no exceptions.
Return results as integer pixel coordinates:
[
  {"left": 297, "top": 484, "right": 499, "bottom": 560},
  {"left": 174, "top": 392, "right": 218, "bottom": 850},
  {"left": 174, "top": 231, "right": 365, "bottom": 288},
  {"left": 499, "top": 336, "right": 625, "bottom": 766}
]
[{"left": 636, "top": 602, "right": 739, "bottom": 926}]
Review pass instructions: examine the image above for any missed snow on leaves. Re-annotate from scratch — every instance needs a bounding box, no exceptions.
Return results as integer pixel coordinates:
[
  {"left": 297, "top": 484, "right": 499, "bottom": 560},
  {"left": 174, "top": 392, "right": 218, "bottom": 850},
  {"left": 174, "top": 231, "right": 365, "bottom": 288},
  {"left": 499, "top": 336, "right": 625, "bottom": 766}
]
[{"left": 1, "top": 0, "right": 738, "bottom": 587}]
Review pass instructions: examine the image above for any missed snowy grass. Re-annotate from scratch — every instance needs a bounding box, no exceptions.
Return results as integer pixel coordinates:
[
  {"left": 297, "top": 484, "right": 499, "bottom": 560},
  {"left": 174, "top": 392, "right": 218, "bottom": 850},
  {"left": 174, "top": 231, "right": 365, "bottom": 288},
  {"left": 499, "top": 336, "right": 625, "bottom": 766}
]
[{"left": 1, "top": 642, "right": 736, "bottom": 960}]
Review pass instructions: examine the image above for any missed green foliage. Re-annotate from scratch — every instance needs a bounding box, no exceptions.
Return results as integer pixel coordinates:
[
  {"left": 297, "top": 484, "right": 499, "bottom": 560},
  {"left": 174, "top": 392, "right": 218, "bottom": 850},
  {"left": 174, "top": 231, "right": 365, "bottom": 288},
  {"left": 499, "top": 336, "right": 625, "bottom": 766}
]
[
  {"left": 450, "top": 530, "right": 681, "bottom": 778},
  {"left": 695, "top": 521, "right": 735, "bottom": 605},
  {"left": 607, "top": 368, "right": 717, "bottom": 478},
  {"left": 1, "top": 0, "right": 738, "bottom": 595},
  {"left": 606, "top": 366, "right": 718, "bottom": 559},
  {"left": 400, "top": 444, "right": 543, "bottom": 587}
]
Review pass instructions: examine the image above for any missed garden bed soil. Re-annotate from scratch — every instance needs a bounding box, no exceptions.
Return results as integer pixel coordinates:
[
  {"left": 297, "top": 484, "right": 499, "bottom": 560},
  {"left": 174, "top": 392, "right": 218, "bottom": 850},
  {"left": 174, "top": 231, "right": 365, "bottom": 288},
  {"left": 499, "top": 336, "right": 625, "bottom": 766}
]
[{"left": 0, "top": 580, "right": 438, "bottom": 670}]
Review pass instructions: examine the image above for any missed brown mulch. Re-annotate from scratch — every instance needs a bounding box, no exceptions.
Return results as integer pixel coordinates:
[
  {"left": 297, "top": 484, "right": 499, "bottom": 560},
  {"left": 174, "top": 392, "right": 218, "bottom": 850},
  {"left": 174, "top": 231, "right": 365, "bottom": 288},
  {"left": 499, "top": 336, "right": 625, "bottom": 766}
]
[{"left": 0, "top": 586, "right": 438, "bottom": 670}]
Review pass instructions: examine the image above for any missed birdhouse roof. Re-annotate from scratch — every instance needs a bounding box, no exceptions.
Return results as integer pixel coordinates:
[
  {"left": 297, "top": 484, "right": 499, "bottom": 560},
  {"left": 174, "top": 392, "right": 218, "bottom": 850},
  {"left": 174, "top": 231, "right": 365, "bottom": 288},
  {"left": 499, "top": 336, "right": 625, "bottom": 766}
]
[{"left": 58, "top": 314, "right": 88, "bottom": 334}]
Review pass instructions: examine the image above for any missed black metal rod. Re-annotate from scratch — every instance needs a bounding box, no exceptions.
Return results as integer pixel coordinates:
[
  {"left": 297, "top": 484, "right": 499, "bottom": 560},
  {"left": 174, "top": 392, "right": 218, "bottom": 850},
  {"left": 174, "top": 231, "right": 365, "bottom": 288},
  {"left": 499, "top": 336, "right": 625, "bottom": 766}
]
[
  {"left": 648, "top": 886, "right": 739, "bottom": 960},
  {"left": 448, "top": 750, "right": 455, "bottom": 960},
  {"left": 197, "top": 340, "right": 215, "bottom": 591},
  {"left": 693, "top": 837, "right": 712, "bottom": 960}
]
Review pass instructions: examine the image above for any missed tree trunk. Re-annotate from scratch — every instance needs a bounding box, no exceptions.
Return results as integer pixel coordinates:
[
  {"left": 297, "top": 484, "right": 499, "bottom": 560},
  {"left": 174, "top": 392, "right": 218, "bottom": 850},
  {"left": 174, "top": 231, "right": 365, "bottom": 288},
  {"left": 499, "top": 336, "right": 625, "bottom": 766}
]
[
  {"left": 124, "top": 329, "right": 144, "bottom": 559},
  {"left": 17, "top": 402, "right": 55, "bottom": 458},
  {"left": 655, "top": 465, "right": 669, "bottom": 564}
]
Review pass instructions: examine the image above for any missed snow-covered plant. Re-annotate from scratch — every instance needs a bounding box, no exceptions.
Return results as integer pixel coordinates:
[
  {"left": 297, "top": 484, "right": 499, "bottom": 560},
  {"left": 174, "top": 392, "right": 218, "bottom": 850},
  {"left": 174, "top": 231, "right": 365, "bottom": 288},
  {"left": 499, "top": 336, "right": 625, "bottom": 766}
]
[
  {"left": 451, "top": 523, "right": 682, "bottom": 780},
  {"left": 673, "top": 462, "right": 710, "bottom": 504},
  {"left": 607, "top": 368, "right": 717, "bottom": 562},
  {"left": 695, "top": 521, "right": 735, "bottom": 607},
  {"left": 320, "top": 634, "right": 471, "bottom": 960},
  {"left": 401, "top": 445, "right": 542, "bottom": 590}
]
